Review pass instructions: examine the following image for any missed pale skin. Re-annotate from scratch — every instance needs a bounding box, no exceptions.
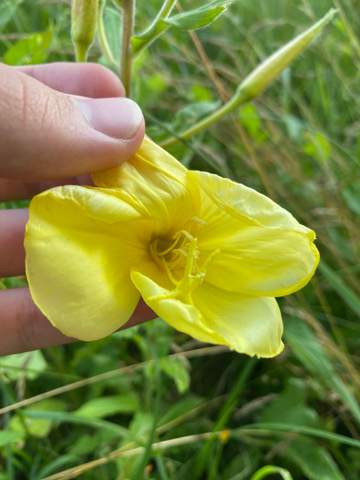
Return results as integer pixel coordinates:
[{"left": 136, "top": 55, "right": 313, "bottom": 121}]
[{"left": 0, "top": 62, "right": 154, "bottom": 356}]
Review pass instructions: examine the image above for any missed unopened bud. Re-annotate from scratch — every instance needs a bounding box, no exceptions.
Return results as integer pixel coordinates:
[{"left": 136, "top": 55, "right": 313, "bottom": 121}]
[
  {"left": 71, "top": 0, "right": 99, "bottom": 62},
  {"left": 237, "top": 9, "right": 337, "bottom": 102}
]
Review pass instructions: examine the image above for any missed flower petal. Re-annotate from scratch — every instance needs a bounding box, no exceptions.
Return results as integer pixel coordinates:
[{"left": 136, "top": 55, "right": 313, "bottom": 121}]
[
  {"left": 189, "top": 170, "right": 304, "bottom": 231},
  {"left": 131, "top": 269, "right": 225, "bottom": 346},
  {"left": 131, "top": 268, "right": 283, "bottom": 358},
  {"left": 194, "top": 282, "right": 284, "bottom": 358},
  {"left": 188, "top": 171, "right": 319, "bottom": 297},
  {"left": 25, "top": 186, "right": 145, "bottom": 340},
  {"left": 93, "top": 137, "right": 195, "bottom": 232}
]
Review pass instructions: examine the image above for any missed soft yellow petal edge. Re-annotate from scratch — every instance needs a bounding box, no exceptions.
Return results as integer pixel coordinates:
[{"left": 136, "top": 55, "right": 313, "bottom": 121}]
[
  {"left": 131, "top": 270, "right": 284, "bottom": 358},
  {"left": 25, "top": 187, "right": 141, "bottom": 341}
]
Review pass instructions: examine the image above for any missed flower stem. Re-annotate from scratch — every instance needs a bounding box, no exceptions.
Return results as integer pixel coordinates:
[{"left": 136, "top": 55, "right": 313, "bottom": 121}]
[
  {"left": 97, "top": 0, "right": 117, "bottom": 68},
  {"left": 160, "top": 90, "right": 248, "bottom": 148},
  {"left": 160, "top": 8, "right": 337, "bottom": 148},
  {"left": 121, "top": 0, "right": 135, "bottom": 95},
  {"left": 132, "top": 0, "right": 177, "bottom": 56},
  {"left": 74, "top": 45, "right": 88, "bottom": 63}
]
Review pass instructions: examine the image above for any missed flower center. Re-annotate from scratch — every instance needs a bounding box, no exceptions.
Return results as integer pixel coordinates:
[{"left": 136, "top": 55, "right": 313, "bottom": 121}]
[{"left": 150, "top": 230, "right": 218, "bottom": 303}]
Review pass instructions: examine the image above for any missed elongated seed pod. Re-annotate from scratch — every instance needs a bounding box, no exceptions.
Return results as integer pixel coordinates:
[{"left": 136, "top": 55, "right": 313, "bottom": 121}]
[
  {"left": 71, "top": 0, "right": 99, "bottom": 62},
  {"left": 236, "top": 8, "right": 337, "bottom": 102}
]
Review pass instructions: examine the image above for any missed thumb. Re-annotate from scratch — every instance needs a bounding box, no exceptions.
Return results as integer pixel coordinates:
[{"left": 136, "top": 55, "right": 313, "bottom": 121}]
[{"left": 0, "top": 64, "right": 144, "bottom": 180}]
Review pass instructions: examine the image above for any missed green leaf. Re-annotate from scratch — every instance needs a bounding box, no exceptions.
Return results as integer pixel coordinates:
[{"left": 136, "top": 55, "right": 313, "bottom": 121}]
[
  {"left": 342, "top": 180, "right": 360, "bottom": 216},
  {"left": 260, "top": 378, "right": 318, "bottom": 427},
  {"left": 0, "top": 350, "right": 47, "bottom": 382},
  {"left": 70, "top": 435, "right": 100, "bottom": 456},
  {"left": 100, "top": 3, "right": 122, "bottom": 66},
  {"left": 164, "top": 0, "right": 234, "bottom": 31},
  {"left": 22, "top": 410, "right": 128, "bottom": 436},
  {"left": 0, "top": 430, "right": 24, "bottom": 447},
  {"left": 319, "top": 260, "right": 360, "bottom": 317},
  {"left": 165, "top": 101, "right": 220, "bottom": 145},
  {"left": 259, "top": 380, "right": 344, "bottom": 480},
  {"left": 303, "top": 131, "right": 332, "bottom": 163},
  {"left": 36, "top": 455, "right": 79, "bottom": 479},
  {"left": 10, "top": 399, "right": 66, "bottom": 438},
  {"left": 285, "top": 319, "right": 360, "bottom": 425},
  {"left": 128, "top": 411, "right": 155, "bottom": 444},
  {"left": 283, "top": 114, "right": 305, "bottom": 141},
  {"left": 0, "top": 0, "right": 23, "bottom": 31},
  {"left": 240, "top": 423, "right": 360, "bottom": 448},
  {"left": 4, "top": 29, "right": 52, "bottom": 65},
  {"left": 75, "top": 393, "right": 139, "bottom": 418},
  {"left": 159, "top": 357, "right": 190, "bottom": 393},
  {"left": 239, "top": 103, "right": 267, "bottom": 143},
  {"left": 158, "top": 396, "right": 204, "bottom": 427},
  {"left": 286, "top": 437, "right": 344, "bottom": 480},
  {"left": 251, "top": 465, "right": 293, "bottom": 480}
]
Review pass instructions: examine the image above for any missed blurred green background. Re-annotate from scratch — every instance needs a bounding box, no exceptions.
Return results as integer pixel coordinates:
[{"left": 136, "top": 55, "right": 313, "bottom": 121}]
[{"left": 0, "top": 0, "right": 359, "bottom": 479}]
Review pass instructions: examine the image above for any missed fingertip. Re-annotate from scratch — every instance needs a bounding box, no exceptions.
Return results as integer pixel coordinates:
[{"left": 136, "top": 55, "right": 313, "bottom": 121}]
[
  {"left": 0, "top": 64, "right": 144, "bottom": 180},
  {"left": 76, "top": 63, "right": 125, "bottom": 98},
  {"left": 16, "top": 62, "right": 125, "bottom": 98},
  {"left": 85, "top": 116, "right": 145, "bottom": 175},
  {"left": 75, "top": 97, "right": 144, "bottom": 140}
]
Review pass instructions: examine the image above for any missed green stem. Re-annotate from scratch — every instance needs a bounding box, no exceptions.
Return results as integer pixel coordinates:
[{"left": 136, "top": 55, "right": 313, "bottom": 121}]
[
  {"left": 74, "top": 44, "right": 88, "bottom": 62},
  {"left": 160, "top": 89, "right": 249, "bottom": 148},
  {"left": 97, "top": 0, "right": 117, "bottom": 68},
  {"left": 121, "top": 0, "right": 135, "bottom": 95},
  {"left": 160, "top": 8, "right": 337, "bottom": 148},
  {"left": 132, "top": 0, "right": 177, "bottom": 56}
]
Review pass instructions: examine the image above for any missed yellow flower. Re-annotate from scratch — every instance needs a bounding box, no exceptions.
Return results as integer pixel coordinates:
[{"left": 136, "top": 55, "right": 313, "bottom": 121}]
[{"left": 25, "top": 137, "right": 319, "bottom": 357}]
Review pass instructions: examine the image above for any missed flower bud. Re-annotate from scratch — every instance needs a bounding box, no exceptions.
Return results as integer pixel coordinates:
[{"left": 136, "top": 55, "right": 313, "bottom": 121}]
[
  {"left": 236, "top": 9, "right": 337, "bottom": 102},
  {"left": 71, "top": 0, "right": 99, "bottom": 62}
]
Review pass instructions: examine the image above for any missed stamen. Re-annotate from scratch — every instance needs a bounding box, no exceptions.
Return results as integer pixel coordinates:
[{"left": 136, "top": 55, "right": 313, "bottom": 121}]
[
  {"left": 161, "top": 257, "right": 180, "bottom": 286},
  {"left": 156, "top": 232, "right": 182, "bottom": 257},
  {"left": 183, "top": 238, "right": 197, "bottom": 279},
  {"left": 149, "top": 230, "right": 218, "bottom": 304}
]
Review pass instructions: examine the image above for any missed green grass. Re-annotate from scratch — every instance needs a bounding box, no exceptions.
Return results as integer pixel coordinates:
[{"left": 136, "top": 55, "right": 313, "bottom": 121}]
[{"left": 0, "top": 0, "right": 360, "bottom": 478}]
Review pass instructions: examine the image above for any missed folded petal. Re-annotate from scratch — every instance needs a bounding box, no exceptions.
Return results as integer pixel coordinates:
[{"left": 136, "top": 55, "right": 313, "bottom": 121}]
[
  {"left": 131, "top": 268, "right": 225, "bottom": 346},
  {"left": 188, "top": 171, "right": 319, "bottom": 297},
  {"left": 131, "top": 268, "right": 283, "bottom": 358},
  {"left": 93, "top": 137, "right": 195, "bottom": 232},
  {"left": 189, "top": 170, "right": 304, "bottom": 231},
  {"left": 25, "top": 186, "right": 146, "bottom": 340}
]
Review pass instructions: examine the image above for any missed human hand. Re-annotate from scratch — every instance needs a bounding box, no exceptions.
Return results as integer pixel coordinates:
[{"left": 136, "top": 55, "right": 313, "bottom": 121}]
[{"left": 0, "top": 62, "right": 153, "bottom": 355}]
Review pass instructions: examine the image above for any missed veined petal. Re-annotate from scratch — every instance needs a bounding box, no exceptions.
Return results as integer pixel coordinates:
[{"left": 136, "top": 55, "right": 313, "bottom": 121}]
[
  {"left": 205, "top": 226, "right": 319, "bottom": 297},
  {"left": 193, "top": 283, "right": 284, "bottom": 358},
  {"left": 187, "top": 169, "right": 308, "bottom": 244},
  {"left": 93, "top": 137, "right": 195, "bottom": 232},
  {"left": 25, "top": 186, "right": 147, "bottom": 340},
  {"left": 188, "top": 171, "right": 319, "bottom": 297},
  {"left": 131, "top": 268, "right": 283, "bottom": 358}
]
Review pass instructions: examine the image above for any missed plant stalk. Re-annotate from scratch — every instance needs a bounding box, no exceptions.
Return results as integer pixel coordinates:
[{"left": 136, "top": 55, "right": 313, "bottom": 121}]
[
  {"left": 132, "top": 0, "right": 177, "bottom": 55},
  {"left": 121, "top": 0, "right": 135, "bottom": 95},
  {"left": 161, "top": 90, "right": 248, "bottom": 147},
  {"left": 97, "top": 0, "right": 117, "bottom": 68},
  {"left": 160, "top": 8, "right": 337, "bottom": 148}
]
